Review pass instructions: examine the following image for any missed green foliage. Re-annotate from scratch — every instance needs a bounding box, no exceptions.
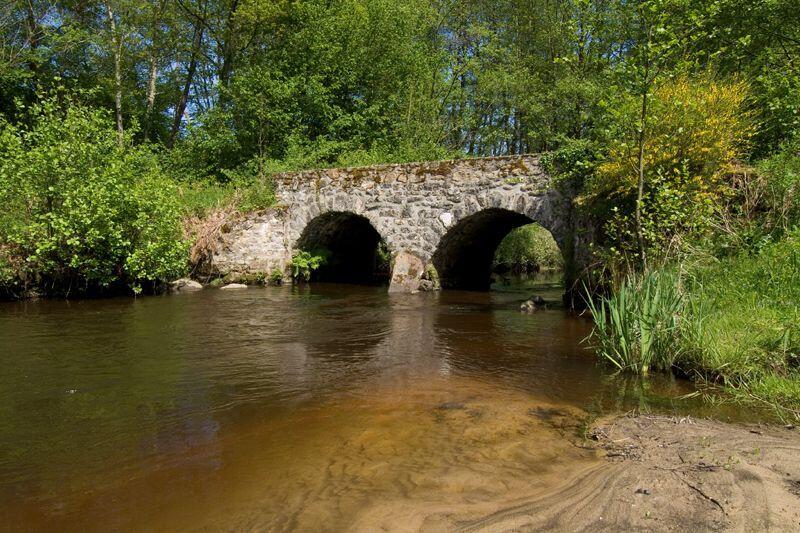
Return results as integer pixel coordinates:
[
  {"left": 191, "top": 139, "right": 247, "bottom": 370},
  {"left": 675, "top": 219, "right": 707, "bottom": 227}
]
[
  {"left": 541, "top": 139, "right": 599, "bottom": 189},
  {"left": 4, "top": 0, "right": 799, "bottom": 164},
  {"left": 0, "top": 97, "right": 187, "bottom": 295},
  {"left": 754, "top": 138, "right": 800, "bottom": 232},
  {"left": 176, "top": 180, "right": 237, "bottom": 219},
  {"left": 166, "top": 109, "right": 244, "bottom": 184},
  {"left": 493, "top": 224, "right": 563, "bottom": 274},
  {"left": 692, "top": 0, "right": 800, "bottom": 155},
  {"left": 589, "top": 233, "right": 800, "bottom": 416},
  {"left": 585, "top": 74, "right": 752, "bottom": 266},
  {"left": 694, "top": 138, "right": 800, "bottom": 259},
  {"left": 682, "top": 232, "right": 800, "bottom": 385},
  {"left": 172, "top": 157, "right": 277, "bottom": 218},
  {"left": 269, "top": 268, "right": 285, "bottom": 285},
  {"left": 586, "top": 270, "right": 684, "bottom": 374},
  {"left": 289, "top": 249, "right": 330, "bottom": 282}
]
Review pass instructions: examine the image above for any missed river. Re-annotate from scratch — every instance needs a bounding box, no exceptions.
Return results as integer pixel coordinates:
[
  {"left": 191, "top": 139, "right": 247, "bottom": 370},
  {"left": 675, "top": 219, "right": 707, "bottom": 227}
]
[{"left": 0, "top": 276, "right": 751, "bottom": 531}]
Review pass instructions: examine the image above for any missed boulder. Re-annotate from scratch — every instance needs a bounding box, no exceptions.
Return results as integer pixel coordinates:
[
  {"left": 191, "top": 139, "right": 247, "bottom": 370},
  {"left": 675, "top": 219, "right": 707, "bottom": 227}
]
[
  {"left": 220, "top": 283, "right": 248, "bottom": 290},
  {"left": 418, "top": 279, "right": 440, "bottom": 292},
  {"left": 520, "top": 295, "right": 547, "bottom": 312},
  {"left": 388, "top": 251, "right": 425, "bottom": 293},
  {"left": 528, "top": 295, "right": 546, "bottom": 306},
  {"left": 170, "top": 278, "right": 203, "bottom": 292}
]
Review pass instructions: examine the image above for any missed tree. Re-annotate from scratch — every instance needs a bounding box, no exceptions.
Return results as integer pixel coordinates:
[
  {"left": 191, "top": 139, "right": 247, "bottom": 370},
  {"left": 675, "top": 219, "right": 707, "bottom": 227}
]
[
  {"left": 0, "top": 96, "right": 188, "bottom": 295},
  {"left": 617, "top": 0, "right": 700, "bottom": 263}
]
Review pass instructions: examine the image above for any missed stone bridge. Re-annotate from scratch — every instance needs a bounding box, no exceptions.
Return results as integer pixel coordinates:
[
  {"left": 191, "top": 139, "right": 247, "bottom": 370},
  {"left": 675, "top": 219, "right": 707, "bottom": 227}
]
[{"left": 202, "top": 155, "right": 592, "bottom": 299}]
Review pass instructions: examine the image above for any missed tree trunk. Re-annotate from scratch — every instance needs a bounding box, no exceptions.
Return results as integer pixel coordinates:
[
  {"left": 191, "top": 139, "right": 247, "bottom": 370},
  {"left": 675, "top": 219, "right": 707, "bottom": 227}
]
[
  {"left": 105, "top": 2, "right": 124, "bottom": 143},
  {"left": 217, "top": 0, "right": 240, "bottom": 107},
  {"left": 143, "top": 1, "right": 165, "bottom": 142},
  {"left": 635, "top": 88, "right": 648, "bottom": 265},
  {"left": 169, "top": 23, "right": 204, "bottom": 148},
  {"left": 635, "top": 41, "right": 651, "bottom": 267},
  {"left": 143, "top": 52, "right": 158, "bottom": 142},
  {"left": 24, "top": 0, "right": 41, "bottom": 75}
]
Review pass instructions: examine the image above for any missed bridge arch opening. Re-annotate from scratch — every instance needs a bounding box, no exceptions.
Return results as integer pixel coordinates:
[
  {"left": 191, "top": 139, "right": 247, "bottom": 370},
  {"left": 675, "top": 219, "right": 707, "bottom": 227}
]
[
  {"left": 296, "top": 211, "right": 389, "bottom": 285},
  {"left": 432, "top": 208, "right": 563, "bottom": 291}
]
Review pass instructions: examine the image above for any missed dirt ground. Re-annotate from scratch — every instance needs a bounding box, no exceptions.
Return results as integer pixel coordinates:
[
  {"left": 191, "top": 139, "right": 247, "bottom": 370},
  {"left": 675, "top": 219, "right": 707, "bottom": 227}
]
[{"left": 459, "top": 414, "right": 800, "bottom": 532}]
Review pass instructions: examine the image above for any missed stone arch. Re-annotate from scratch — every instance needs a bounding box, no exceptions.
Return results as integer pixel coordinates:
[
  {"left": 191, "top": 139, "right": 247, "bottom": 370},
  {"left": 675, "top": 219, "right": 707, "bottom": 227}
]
[
  {"left": 202, "top": 155, "right": 590, "bottom": 302},
  {"left": 430, "top": 207, "right": 565, "bottom": 291},
  {"left": 295, "top": 211, "right": 387, "bottom": 284}
]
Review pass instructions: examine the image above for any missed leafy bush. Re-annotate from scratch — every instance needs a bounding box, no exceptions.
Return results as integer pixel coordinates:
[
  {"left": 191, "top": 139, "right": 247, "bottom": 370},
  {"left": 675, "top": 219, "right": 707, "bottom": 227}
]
[
  {"left": 0, "top": 98, "right": 188, "bottom": 296},
  {"left": 269, "top": 268, "right": 285, "bottom": 285},
  {"left": 493, "top": 224, "right": 563, "bottom": 274},
  {"left": 541, "top": 138, "right": 598, "bottom": 190},
  {"left": 585, "top": 74, "right": 753, "bottom": 264},
  {"left": 166, "top": 108, "right": 244, "bottom": 184},
  {"left": 289, "top": 249, "right": 330, "bottom": 281},
  {"left": 586, "top": 270, "right": 684, "bottom": 374},
  {"left": 754, "top": 137, "right": 800, "bottom": 233}
]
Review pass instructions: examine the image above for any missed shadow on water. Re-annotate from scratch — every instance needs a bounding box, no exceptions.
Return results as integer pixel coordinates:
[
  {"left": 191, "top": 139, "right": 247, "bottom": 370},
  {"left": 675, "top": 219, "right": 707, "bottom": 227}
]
[{"left": 0, "top": 276, "right": 772, "bottom": 530}]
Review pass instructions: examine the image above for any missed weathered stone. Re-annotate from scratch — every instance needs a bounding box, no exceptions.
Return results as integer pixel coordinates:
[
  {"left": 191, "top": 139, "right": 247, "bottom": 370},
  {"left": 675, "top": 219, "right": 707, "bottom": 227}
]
[
  {"left": 418, "top": 279, "right": 439, "bottom": 292},
  {"left": 389, "top": 251, "right": 425, "bottom": 293},
  {"left": 220, "top": 283, "right": 248, "bottom": 290},
  {"left": 195, "top": 155, "right": 594, "bottom": 299},
  {"left": 520, "top": 296, "right": 547, "bottom": 312},
  {"left": 439, "top": 212, "right": 453, "bottom": 228},
  {"left": 170, "top": 278, "right": 203, "bottom": 292}
]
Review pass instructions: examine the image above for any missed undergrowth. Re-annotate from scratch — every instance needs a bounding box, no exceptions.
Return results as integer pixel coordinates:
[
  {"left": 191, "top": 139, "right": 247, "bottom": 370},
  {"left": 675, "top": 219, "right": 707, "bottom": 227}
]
[{"left": 586, "top": 231, "right": 800, "bottom": 420}]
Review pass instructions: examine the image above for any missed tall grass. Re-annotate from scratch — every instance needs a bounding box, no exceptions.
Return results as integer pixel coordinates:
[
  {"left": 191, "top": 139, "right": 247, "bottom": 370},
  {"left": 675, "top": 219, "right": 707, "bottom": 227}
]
[
  {"left": 680, "top": 231, "right": 800, "bottom": 413},
  {"left": 587, "top": 231, "right": 800, "bottom": 418},
  {"left": 586, "top": 270, "right": 684, "bottom": 374}
]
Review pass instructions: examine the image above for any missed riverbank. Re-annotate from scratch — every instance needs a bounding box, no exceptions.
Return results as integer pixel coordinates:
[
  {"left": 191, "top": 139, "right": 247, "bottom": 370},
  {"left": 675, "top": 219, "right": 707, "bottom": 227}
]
[
  {"left": 460, "top": 413, "right": 800, "bottom": 532},
  {"left": 586, "top": 228, "right": 800, "bottom": 421}
]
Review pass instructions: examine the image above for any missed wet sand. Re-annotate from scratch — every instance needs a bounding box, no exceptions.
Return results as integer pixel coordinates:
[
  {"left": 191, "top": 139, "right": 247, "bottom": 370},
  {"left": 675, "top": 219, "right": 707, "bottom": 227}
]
[
  {"left": 459, "top": 414, "right": 800, "bottom": 532},
  {"left": 4, "top": 375, "right": 798, "bottom": 531}
]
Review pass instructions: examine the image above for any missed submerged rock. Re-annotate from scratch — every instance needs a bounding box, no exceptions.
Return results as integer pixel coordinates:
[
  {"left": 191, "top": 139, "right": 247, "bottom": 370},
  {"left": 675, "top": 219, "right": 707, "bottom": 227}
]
[
  {"left": 220, "top": 283, "right": 248, "bottom": 290},
  {"left": 418, "top": 279, "right": 440, "bottom": 292},
  {"left": 170, "top": 278, "right": 203, "bottom": 292},
  {"left": 520, "top": 295, "right": 547, "bottom": 312}
]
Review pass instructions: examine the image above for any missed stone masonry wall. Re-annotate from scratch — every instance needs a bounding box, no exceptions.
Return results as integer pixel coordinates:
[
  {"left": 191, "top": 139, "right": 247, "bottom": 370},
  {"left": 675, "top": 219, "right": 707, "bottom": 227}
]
[{"left": 204, "top": 155, "right": 589, "bottom": 293}]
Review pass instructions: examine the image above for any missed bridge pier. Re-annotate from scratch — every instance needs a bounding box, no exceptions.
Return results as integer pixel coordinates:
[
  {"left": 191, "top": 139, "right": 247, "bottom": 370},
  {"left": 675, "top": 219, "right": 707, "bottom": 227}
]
[{"left": 388, "top": 251, "right": 425, "bottom": 293}]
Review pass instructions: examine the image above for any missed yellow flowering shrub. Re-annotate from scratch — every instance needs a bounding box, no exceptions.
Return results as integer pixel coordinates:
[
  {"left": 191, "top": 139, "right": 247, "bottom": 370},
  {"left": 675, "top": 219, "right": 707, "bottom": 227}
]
[{"left": 585, "top": 74, "right": 753, "bottom": 260}]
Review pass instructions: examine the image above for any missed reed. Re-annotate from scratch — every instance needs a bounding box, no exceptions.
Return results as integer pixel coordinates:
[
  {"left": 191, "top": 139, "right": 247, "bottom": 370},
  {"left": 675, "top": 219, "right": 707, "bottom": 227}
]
[{"left": 586, "top": 270, "right": 684, "bottom": 374}]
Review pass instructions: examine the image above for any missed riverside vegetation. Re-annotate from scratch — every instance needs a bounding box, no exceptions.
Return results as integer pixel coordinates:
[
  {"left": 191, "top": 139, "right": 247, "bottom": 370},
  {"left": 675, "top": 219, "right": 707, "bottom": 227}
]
[{"left": 1, "top": 0, "right": 799, "bottom": 415}]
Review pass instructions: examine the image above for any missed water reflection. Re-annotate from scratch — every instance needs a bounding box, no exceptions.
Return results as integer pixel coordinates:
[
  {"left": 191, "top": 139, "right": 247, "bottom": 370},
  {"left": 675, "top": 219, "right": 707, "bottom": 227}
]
[{"left": 0, "top": 278, "right": 765, "bottom": 530}]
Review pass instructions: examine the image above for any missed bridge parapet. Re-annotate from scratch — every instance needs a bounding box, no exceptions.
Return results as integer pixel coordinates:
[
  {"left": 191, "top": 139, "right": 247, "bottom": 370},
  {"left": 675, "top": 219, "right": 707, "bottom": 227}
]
[{"left": 271, "top": 155, "right": 548, "bottom": 190}]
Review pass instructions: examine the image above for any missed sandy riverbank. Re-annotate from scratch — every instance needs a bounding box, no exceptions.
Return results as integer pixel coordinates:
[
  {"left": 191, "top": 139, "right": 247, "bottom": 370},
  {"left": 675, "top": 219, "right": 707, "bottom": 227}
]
[{"left": 455, "top": 414, "right": 800, "bottom": 532}]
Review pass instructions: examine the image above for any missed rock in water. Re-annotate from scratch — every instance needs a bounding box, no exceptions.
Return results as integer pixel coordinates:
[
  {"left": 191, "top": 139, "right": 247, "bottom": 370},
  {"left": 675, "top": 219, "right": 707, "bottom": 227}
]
[
  {"left": 418, "top": 279, "right": 439, "bottom": 292},
  {"left": 520, "top": 295, "right": 547, "bottom": 312},
  {"left": 170, "top": 278, "right": 203, "bottom": 292},
  {"left": 389, "top": 251, "right": 425, "bottom": 293},
  {"left": 220, "top": 283, "right": 248, "bottom": 290},
  {"left": 529, "top": 295, "right": 546, "bottom": 306}
]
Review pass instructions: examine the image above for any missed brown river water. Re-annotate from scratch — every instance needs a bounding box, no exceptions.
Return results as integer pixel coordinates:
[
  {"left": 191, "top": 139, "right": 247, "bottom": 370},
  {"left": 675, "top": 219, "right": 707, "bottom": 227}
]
[{"left": 0, "top": 276, "right": 757, "bottom": 531}]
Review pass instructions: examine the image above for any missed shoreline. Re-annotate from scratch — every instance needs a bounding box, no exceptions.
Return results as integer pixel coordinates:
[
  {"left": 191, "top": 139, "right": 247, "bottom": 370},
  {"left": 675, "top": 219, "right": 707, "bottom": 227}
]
[{"left": 459, "top": 413, "right": 800, "bottom": 531}]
